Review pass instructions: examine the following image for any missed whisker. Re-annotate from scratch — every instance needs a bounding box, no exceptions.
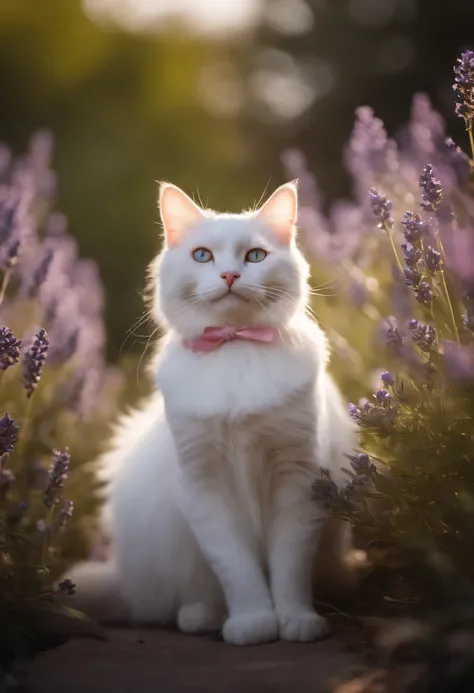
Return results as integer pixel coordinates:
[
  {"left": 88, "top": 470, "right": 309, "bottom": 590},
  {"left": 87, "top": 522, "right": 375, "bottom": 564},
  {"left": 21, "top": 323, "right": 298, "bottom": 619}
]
[{"left": 136, "top": 325, "right": 161, "bottom": 387}]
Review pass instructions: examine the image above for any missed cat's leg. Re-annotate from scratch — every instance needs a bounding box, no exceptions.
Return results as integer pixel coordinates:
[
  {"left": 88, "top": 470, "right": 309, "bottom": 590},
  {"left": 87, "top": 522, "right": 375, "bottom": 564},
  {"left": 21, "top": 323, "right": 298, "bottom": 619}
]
[
  {"left": 174, "top": 431, "right": 278, "bottom": 645},
  {"left": 182, "top": 484, "right": 278, "bottom": 645},
  {"left": 268, "top": 461, "right": 329, "bottom": 642}
]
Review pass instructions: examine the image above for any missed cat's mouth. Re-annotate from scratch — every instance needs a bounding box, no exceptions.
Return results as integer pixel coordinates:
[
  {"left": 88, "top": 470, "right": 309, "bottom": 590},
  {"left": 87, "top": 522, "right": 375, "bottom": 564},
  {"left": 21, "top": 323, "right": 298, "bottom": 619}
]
[{"left": 209, "top": 289, "right": 250, "bottom": 304}]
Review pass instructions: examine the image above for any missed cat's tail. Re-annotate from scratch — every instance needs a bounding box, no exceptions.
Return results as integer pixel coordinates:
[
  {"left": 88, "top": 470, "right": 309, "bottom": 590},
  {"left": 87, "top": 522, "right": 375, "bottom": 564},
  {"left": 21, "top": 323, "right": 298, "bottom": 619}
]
[{"left": 61, "top": 560, "right": 130, "bottom": 625}]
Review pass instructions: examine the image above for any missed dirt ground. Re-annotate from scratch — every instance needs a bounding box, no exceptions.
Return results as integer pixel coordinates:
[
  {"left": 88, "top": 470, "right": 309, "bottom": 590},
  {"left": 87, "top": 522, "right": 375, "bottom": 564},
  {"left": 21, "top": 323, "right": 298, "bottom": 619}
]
[{"left": 28, "top": 627, "right": 371, "bottom": 693}]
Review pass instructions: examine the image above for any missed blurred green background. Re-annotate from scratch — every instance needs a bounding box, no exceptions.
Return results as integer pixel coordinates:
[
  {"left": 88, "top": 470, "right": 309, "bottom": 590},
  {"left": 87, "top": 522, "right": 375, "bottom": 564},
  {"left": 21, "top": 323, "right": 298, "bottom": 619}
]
[{"left": 1, "top": 0, "right": 473, "bottom": 361}]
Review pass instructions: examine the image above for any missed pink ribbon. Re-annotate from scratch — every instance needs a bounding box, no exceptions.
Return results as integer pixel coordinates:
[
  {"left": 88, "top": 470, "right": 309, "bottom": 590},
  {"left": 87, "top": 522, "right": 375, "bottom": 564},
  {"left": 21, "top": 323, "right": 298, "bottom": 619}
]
[{"left": 183, "top": 325, "right": 278, "bottom": 353}]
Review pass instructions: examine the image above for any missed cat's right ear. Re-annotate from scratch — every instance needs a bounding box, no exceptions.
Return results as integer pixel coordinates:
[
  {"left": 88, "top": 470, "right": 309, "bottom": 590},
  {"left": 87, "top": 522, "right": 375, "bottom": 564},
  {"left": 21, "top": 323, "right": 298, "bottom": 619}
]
[{"left": 158, "top": 182, "right": 205, "bottom": 247}]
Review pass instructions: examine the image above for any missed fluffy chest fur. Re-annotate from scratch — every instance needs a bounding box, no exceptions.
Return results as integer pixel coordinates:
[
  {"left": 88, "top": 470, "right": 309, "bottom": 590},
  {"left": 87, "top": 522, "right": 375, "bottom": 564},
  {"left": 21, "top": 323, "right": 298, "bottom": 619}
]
[{"left": 155, "top": 318, "right": 327, "bottom": 421}]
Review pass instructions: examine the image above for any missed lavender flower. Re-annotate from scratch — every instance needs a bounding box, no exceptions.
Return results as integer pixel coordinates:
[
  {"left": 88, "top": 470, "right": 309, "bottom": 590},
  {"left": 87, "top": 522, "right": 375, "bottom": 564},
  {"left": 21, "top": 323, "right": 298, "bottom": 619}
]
[
  {"left": 6, "top": 501, "right": 27, "bottom": 524},
  {"left": 346, "top": 107, "right": 399, "bottom": 186},
  {"left": 312, "top": 469, "right": 338, "bottom": 509},
  {"left": 5, "top": 239, "right": 21, "bottom": 268},
  {"left": 0, "top": 468, "right": 15, "bottom": 491},
  {"left": 409, "top": 321, "right": 437, "bottom": 352},
  {"left": 368, "top": 187, "right": 393, "bottom": 230},
  {"left": 404, "top": 267, "right": 421, "bottom": 288},
  {"left": 419, "top": 165, "right": 443, "bottom": 212},
  {"left": 348, "top": 453, "right": 377, "bottom": 474},
  {"left": 375, "top": 389, "right": 391, "bottom": 406},
  {"left": 453, "top": 50, "right": 474, "bottom": 125},
  {"left": 23, "top": 328, "right": 49, "bottom": 398},
  {"left": 0, "top": 326, "right": 22, "bottom": 371},
  {"left": 414, "top": 281, "right": 434, "bottom": 307},
  {"left": 387, "top": 319, "right": 404, "bottom": 349},
  {"left": 0, "top": 199, "right": 19, "bottom": 246},
  {"left": 425, "top": 246, "right": 442, "bottom": 273},
  {"left": 0, "top": 413, "right": 18, "bottom": 457},
  {"left": 402, "top": 243, "right": 423, "bottom": 269},
  {"left": 349, "top": 402, "right": 362, "bottom": 422},
  {"left": 27, "top": 248, "right": 54, "bottom": 298},
  {"left": 43, "top": 448, "right": 70, "bottom": 508},
  {"left": 59, "top": 499, "right": 74, "bottom": 526},
  {"left": 402, "top": 212, "right": 426, "bottom": 243},
  {"left": 58, "top": 578, "right": 76, "bottom": 596},
  {"left": 381, "top": 371, "right": 395, "bottom": 387}
]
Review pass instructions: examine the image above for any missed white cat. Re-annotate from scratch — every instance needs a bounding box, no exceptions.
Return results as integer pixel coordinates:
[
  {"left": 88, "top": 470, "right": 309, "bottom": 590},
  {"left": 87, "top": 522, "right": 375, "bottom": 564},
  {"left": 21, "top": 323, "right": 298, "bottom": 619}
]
[{"left": 69, "top": 181, "right": 356, "bottom": 646}]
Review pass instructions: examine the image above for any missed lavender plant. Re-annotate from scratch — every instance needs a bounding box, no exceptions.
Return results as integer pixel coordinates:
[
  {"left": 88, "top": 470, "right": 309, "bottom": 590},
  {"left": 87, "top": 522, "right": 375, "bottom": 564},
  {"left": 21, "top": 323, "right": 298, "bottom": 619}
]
[
  {"left": 286, "top": 51, "right": 474, "bottom": 597},
  {"left": 0, "top": 132, "right": 123, "bottom": 677}
]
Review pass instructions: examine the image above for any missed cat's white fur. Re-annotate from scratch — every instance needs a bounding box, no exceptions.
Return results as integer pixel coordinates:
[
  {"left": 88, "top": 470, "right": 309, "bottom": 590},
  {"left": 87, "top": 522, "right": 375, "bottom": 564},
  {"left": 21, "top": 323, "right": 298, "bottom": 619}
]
[{"left": 68, "top": 182, "right": 356, "bottom": 646}]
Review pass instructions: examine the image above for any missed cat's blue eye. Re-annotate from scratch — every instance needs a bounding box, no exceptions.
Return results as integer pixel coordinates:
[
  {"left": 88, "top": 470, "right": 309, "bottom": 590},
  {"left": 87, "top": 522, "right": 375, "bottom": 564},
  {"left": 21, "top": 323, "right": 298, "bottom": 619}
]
[
  {"left": 245, "top": 248, "right": 267, "bottom": 263},
  {"left": 192, "top": 247, "right": 213, "bottom": 263}
]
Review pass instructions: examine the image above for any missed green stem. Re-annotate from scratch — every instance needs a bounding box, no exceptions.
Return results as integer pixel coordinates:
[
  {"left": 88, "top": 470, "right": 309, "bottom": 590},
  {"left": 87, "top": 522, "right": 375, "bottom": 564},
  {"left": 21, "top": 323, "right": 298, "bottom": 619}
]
[
  {"left": 0, "top": 268, "right": 12, "bottom": 307},
  {"left": 41, "top": 505, "right": 55, "bottom": 565},
  {"left": 468, "top": 125, "right": 474, "bottom": 161},
  {"left": 16, "top": 397, "right": 34, "bottom": 460},
  {"left": 385, "top": 224, "right": 404, "bottom": 276},
  {"left": 440, "top": 269, "right": 460, "bottom": 345},
  {"left": 436, "top": 235, "right": 460, "bottom": 346}
]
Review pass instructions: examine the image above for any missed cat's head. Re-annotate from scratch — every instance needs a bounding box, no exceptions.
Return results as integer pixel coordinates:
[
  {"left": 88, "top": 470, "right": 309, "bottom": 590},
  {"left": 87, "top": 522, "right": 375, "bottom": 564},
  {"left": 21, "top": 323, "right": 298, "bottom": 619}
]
[{"left": 152, "top": 181, "right": 309, "bottom": 337}]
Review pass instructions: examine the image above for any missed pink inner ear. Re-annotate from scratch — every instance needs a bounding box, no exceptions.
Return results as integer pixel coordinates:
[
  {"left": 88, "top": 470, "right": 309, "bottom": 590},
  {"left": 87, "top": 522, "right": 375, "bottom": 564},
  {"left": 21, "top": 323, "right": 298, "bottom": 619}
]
[
  {"left": 256, "top": 183, "right": 298, "bottom": 243},
  {"left": 159, "top": 183, "right": 205, "bottom": 246}
]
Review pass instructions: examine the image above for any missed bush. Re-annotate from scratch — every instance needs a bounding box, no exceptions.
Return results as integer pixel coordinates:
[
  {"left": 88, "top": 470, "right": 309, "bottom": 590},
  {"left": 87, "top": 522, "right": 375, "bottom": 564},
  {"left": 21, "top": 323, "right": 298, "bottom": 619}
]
[
  {"left": 0, "top": 132, "right": 123, "bottom": 676},
  {"left": 285, "top": 52, "right": 474, "bottom": 594}
]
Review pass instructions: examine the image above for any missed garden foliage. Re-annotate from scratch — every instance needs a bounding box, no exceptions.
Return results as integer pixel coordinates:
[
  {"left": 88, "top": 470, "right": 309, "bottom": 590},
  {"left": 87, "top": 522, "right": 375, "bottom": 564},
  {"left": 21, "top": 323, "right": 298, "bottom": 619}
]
[
  {"left": 284, "top": 52, "right": 474, "bottom": 587},
  {"left": 0, "top": 132, "right": 123, "bottom": 672}
]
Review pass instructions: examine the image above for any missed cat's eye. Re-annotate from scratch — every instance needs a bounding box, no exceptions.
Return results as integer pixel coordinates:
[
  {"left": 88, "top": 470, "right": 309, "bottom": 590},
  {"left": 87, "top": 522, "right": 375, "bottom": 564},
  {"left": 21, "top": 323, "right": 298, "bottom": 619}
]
[
  {"left": 192, "top": 247, "right": 213, "bottom": 263},
  {"left": 245, "top": 248, "right": 267, "bottom": 263}
]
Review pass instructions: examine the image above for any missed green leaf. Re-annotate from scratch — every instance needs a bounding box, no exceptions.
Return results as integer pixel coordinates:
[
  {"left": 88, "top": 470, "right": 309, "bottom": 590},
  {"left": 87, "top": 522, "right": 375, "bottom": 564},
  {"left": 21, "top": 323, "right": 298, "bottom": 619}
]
[{"left": 23, "top": 600, "right": 107, "bottom": 644}]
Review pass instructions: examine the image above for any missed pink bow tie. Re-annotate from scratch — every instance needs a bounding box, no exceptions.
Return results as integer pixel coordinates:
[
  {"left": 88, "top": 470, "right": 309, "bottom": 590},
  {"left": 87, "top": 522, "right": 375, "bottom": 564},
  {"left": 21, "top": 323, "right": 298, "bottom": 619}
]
[{"left": 183, "top": 326, "right": 278, "bottom": 352}]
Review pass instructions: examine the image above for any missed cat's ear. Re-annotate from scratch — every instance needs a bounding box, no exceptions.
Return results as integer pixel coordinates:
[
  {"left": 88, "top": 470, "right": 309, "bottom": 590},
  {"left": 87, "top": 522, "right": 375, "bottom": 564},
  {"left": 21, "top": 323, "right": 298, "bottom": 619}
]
[
  {"left": 159, "top": 182, "right": 205, "bottom": 247},
  {"left": 256, "top": 181, "right": 298, "bottom": 244}
]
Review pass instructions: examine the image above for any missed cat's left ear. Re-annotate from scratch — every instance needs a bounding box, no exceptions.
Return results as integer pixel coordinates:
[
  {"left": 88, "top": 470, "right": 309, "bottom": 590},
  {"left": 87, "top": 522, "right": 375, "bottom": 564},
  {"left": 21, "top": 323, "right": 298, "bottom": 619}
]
[
  {"left": 159, "top": 182, "right": 206, "bottom": 247},
  {"left": 256, "top": 181, "right": 298, "bottom": 244}
]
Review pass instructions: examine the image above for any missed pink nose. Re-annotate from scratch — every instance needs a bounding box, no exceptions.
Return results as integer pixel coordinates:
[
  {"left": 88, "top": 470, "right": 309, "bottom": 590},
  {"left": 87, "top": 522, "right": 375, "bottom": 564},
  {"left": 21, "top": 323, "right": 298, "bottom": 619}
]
[{"left": 220, "top": 272, "right": 241, "bottom": 287}]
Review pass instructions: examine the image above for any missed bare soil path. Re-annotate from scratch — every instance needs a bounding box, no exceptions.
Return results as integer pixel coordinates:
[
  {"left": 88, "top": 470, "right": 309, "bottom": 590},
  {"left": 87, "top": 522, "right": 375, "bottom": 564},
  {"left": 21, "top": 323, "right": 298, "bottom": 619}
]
[{"left": 28, "top": 627, "right": 371, "bottom": 693}]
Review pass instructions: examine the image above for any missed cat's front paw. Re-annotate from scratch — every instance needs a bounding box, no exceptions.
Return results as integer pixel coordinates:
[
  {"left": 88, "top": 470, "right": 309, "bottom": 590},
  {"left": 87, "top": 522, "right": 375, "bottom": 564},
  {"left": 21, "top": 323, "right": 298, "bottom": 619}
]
[
  {"left": 223, "top": 611, "right": 278, "bottom": 646},
  {"left": 278, "top": 611, "right": 329, "bottom": 642},
  {"left": 177, "top": 602, "right": 224, "bottom": 633}
]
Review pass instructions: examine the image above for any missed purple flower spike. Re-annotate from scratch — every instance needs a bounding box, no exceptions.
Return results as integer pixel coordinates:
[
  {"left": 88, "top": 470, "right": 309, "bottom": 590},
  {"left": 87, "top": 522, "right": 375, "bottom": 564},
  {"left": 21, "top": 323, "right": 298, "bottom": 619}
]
[
  {"left": 6, "top": 239, "right": 21, "bottom": 269},
  {"left": 23, "top": 328, "right": 49, "bottom": 398},
  {"left": 0, "top": 326, "right": 22, "bottom": 371},
  {"left": 387, "top": 321, "right": 404, "bottom": 349},
  {"left": 419, "top": 165, "right": 443, "bottom": 212},
  {"left": 312, "top": 469, "right": 338, "bottom": 509},
  {"left": 414, "top": 281, "right": 434, "bottom": 307},
  {"left": 349, "top": 402, "right": 362, "bottom": 422},
  {"left": 368, "top": 187, "right": 393, "bottom": 230},
  {"left": 58, "top": 579, "right": 76, "bottom": 596},
  {"left": 349, "top": 453, "right": 377, "bottom": 474},
  {"left": 27, "top": 248, "right": 54, "bottom": 298},
  {"left": 59, "top": 499, "right": 74, "bottom": 526},
  {"left": 425, "top": 246, "right": 442, "bottom": 273},
  {"left": 43, "top": 448, "right": 70, "bottom": 508},
  {"left": 381, "top": 371, "right": 395, "bottom": 387},
  {"left": 375, "top": 389, "right": 391, "bottom": 406},
  {"left": 402, "top": 244, "right": 423, "bottom": 269},
  {"left": 0, "top": 467, "right": 15, "bottom": 491},
  {"left": 454, "top": 50, "right": 474, "bottom": 125},
  {"left": 402, "top": 212, "right": 426, "bottom": 243},
  {"left": 0, "top": 413, "right": 18, "bottom": 457}
]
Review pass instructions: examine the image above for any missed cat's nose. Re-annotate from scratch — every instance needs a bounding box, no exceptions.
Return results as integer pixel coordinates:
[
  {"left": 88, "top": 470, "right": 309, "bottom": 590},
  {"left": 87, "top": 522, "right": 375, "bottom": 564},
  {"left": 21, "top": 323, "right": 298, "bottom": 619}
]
[{"left": 220, "top": 272, "right": 241, "bottom": 287}]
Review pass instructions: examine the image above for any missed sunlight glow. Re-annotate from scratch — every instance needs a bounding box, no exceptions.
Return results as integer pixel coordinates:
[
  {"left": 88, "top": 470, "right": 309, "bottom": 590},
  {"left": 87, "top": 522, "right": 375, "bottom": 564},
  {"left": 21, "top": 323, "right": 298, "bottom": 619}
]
[{"left": 83, "top": 0, "right": 262, "bottom": 35}]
